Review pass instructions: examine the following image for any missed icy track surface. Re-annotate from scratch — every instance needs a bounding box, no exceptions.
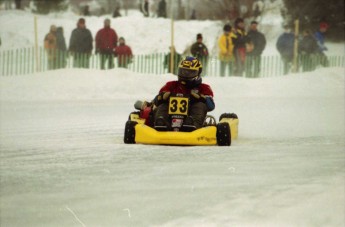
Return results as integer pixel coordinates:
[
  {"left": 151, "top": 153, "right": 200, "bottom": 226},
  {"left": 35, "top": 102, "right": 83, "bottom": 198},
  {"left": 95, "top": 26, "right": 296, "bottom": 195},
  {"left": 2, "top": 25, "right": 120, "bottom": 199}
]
[{"left": 0, "top": 68, "right": 344, "bottom": 227}]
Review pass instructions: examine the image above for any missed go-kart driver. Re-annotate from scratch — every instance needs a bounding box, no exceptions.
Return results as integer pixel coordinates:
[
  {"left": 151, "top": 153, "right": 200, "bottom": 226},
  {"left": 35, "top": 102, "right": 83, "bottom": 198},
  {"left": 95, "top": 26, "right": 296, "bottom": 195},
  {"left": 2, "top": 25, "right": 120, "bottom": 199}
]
[{"left": 153, "top": 56, "right": 215, "bottom": 131}]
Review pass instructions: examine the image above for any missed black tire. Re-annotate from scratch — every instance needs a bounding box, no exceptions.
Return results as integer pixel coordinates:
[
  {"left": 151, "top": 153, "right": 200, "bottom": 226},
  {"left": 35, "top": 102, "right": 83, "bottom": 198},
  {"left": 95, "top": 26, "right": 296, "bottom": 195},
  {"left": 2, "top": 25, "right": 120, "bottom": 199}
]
[
  {"left": 124, "top": 121, "right": 137, "bottom": 144},
  {"left": 128, "top": 111, "right": 140, "bottom": 120},
  {"left": 216, "top": 122, "right": 231, "bottom": 146},
  {"left": 219, "top": 113, "right": 238, "bottom": 121}
]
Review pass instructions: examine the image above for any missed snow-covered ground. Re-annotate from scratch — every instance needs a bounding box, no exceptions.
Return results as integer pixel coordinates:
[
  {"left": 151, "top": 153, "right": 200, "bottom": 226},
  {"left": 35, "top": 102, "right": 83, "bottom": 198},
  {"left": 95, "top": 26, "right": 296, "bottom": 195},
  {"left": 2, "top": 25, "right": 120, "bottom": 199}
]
[
  {"left": 0, "top": 67, "right": 344, "bottom": 226},
  {"left": 1, "top": 4, "right": 345, "bottom": 227}
]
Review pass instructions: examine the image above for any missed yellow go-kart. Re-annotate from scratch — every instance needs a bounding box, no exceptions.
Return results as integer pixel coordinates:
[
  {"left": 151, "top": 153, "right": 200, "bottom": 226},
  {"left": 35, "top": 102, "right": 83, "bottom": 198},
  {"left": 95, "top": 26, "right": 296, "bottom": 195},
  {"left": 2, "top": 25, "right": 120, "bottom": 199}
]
[{"left": 124, "top": 96, "right": 239, "bottom": 146}]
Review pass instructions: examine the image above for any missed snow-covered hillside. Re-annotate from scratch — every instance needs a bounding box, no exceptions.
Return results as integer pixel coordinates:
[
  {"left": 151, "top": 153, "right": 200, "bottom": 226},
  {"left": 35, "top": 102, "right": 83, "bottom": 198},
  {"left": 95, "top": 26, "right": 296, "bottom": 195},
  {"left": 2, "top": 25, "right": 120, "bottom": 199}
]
[{"left": 1, "top": 9, "right": 344, "bottom": 56}]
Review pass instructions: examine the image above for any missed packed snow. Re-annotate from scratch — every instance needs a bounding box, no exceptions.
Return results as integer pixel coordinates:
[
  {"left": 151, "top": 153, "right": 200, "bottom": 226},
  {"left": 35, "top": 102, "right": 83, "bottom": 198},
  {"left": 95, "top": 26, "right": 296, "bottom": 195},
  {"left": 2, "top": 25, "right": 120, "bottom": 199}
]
[{"left": 1, "top": 4, "right": 345, "bottom": 227}]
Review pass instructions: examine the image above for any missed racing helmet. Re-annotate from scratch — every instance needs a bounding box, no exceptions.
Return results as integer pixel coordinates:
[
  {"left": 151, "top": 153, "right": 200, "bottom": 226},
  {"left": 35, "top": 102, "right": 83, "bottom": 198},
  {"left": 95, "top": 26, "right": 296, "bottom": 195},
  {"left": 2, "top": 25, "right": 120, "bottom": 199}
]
[{"left": 177, "top": 56, "right": 203, "bottom": 86}]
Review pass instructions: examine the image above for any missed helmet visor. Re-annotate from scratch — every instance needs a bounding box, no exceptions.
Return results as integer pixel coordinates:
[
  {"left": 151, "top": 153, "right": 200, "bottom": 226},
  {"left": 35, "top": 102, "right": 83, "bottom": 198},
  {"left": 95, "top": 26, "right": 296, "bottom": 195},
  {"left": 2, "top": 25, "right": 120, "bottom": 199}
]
[{"left": 178, "top": 68, "right": 198, "bottom": 81}]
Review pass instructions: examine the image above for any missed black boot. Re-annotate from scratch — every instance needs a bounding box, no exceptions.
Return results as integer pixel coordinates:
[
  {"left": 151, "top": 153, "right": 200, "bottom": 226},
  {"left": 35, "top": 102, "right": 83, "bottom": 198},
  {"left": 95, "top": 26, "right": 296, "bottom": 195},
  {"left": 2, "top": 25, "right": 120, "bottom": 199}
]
[
  {"left": 154, "top": 117, "right": 169, "bottom": 131},
  {"left": 181, "top": 116, "right": 197, "bottom": 132}
]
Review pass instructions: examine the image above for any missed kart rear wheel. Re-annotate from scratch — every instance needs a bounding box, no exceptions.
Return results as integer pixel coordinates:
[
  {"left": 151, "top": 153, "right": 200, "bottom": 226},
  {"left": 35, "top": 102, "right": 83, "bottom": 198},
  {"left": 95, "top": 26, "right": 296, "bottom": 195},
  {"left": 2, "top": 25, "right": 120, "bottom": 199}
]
[
  {"left": 219, "top": 113, "right": 238, "bottom": 121},
  {"left": 124, "top": 121, "right": 137, "bottom": 144},
  {"left": 128, "top": 111, "right": 140, "bottom": 120},
  {"left": 216, "top": 122, "right": 231, "bottom": 146}
]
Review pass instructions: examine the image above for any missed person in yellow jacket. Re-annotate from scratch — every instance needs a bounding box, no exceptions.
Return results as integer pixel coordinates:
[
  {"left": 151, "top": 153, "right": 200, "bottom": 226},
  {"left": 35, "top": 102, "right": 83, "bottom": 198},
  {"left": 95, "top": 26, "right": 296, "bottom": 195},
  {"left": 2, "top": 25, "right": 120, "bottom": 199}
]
[
  {"left": 44, "top": 25, "right": 58, "bottom": 70},
  {"left": 218, "top": 24, "right": 235, "bottom": 76}
]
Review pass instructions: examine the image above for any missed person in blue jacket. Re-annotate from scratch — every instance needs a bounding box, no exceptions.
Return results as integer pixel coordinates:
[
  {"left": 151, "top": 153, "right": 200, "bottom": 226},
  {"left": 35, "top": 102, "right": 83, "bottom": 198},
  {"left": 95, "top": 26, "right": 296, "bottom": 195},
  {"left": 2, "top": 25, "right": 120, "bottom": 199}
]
[
  {"left": 276, "top": 26, "right": 295, "bottom": 75},
  {"left": 314, "top": 22, "right": 329, "bottom": 67}
]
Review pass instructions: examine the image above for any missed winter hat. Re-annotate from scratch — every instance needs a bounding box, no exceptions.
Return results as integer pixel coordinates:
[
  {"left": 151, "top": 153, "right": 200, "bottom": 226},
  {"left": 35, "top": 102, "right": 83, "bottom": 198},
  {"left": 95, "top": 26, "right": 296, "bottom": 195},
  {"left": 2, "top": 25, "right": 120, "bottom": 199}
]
[
  {"left": 319, "top": 22, "right": 329, "bottom": 29},
  {"left": 251, "top": 20, "right": 258, "bottom": 25},
  {"left": 196, "top": 33, "right": 202, "bottom": 39},
  {"left": 223, "top": 24, "right": 232, "bottom": 32},
  {"left": 119, "top": 37, "right": 125, "bottom": 42},
  {"left": 235, "top": 18, "right": 244, "bottom": 26}
]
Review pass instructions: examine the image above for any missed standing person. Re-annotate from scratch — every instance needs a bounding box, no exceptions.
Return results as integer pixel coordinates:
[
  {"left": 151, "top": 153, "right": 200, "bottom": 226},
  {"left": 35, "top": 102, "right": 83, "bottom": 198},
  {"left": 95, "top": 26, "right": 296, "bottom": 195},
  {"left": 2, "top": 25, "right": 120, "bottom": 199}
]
[
  {"left": 157, "top": 0, "right": 167, "bottom": 18},
  {"left": 218, "top": 24, "right": 235, "bottom": 77},
  {"left": 55, "top": 27, "right": 68, "bottom": 69},
  {"left": 276, "top": 26, "right": 295, "bottom": 75},
  {"left": 299, "top": 29, "right": 319, "bottom": 72},
  {"left": 83, "top": 5, "right": 91, "bottom": 16},
  {"left": 232, "top": 18, "right": 249, "bottom": 77},
  {"left": 113, "top": 6, "right": 121, "bottom": 18},
  {"left": 15, "top": 0, "right": 21, "bottom": 9},
  {"left": 191, "top": 33, "right": 209, "bottom": 76},
  {"left": 69, "top": 18, "right": 93, "bottom": 68},
  {"left": 44, "top": 25, "right": 57, "bottom": 70},
  {"left": 95, "top": 18, "right": 118, "bottom": 70},
  {"left": 314, "top": 22, "right": 329, "bottom": 67},
  {"left": 246, "top": 21, "right": 266, "bottom": 77},
  {"left": 164, "top": 46, "right": 182, "bottom": 75},
  {"left": 114, "top": 37, "right": 133, "bottom": 68},
  {"left": 140, "top": 0, "right": 149, "bottom": 17}
]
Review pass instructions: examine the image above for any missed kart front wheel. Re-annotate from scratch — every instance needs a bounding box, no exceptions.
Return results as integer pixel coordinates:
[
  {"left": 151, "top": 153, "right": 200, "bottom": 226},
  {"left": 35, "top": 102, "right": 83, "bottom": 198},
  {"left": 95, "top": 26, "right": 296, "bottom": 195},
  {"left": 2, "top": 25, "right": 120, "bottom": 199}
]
[
  {"left": 124, "top": 121, "right": 137, "bottom": 144},
  {"left": 216, "top": 122, "right": 231, "bottom": 146}
]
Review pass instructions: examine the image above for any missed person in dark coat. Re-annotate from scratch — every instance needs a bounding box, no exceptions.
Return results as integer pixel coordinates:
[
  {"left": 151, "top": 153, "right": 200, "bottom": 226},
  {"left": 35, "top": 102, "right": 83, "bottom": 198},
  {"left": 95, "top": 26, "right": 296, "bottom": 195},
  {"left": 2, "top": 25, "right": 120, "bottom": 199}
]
[
  {"left": 114, "top": 37, "right": 133, "bottom": 68},
  {"left": 69, "top": 18, "right": 93, "bottom": 68},
  {"left": 140, "top": 0, "right": 149, "bottom": 17},
  {"left": 55, "top": 27, "right": 68, "bottom": 69},
  {"left": 95, "top": 18, "right": 118, "bottom": 70},
  {"left": 190, "top": 33, "right": 209, "bottom": 76},
  {"left": 15, "top": 0, "right": 21, "bottom": 9},
  {"left": 157, "top": 0, "right": 167, "bottom": 18},
  {"left": 113, "top": 6, "right": 121, "bottom": 18},
  {"left": 164, "top": 46, "right": 182, "bottom": 75},
  {"left": 246, "top": 21, "right": 266, "bottom": 77},
  {"left": 83, "top": 5, "right": 91, "bottom": 16},
  {"left": 299, "top": 29, "right": 319, "bottom": 72},
  {"left": 276, "top": 26, "right": 295, "bottom": 75},
  {"left": 232, "top": 18, "right": 249, "bottom": 77}
]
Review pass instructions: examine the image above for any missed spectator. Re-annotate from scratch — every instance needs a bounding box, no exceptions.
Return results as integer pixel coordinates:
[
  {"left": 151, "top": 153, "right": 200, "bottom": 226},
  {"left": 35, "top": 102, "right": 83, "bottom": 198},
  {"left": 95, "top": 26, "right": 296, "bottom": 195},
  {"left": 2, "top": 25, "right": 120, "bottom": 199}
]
[
  {"left": 114, "top": 37, "right": 133, "bottom": 68},
  {"left": 190, "top": 9, "right": 197, "bottom": 20},
  {"left": 299, "top": 29, "right": 319, "bottom": 72},
  {"left": 44, "top": 25, "right": 57, "bottom": 70},
  {"left": 140, "top": 0, "right": 149, "bottom": 17},
  {"left": 276, "top": 26, "right": 295, "bottom": 75},
  {"left": 232, "top": 18, "right": 249, "bottom": 76},
  {"left": 314, "top": 22, "right": 329, "bottom": 67},
  {"left": 69, "top": 18, "right": 93, "bottom": 68},
  {"left": 56, "top": 27, "right": 68, "bottom": 69},
  {"left": 15, "top": 0, "right": 21, "bottom": 9},
  {"left": 157, "top": 0, "right": 167, "bottom": 18},
  {"left": 95, "top": 18, "right": 118, "bottom": 70},
  {"left": 218, "top": 24, "right": 235, "bottom": 77},
  {"left": 191, "top": 33, "right": 209, "bottom": 76},
  {"left": 164, "top": 46, "right": 182, "bottom": 75},
  {"left": 83, "top": 5, "right": 91, "bottom": 16},
  {"left": 113, "top": 6, "right": 121, "bottom": 18},
  {"left": 252, "top": 0, "right": 264, "bottom": 20},
  {"left": 246, "top": 21, "right": 266, "bottom": 77}
]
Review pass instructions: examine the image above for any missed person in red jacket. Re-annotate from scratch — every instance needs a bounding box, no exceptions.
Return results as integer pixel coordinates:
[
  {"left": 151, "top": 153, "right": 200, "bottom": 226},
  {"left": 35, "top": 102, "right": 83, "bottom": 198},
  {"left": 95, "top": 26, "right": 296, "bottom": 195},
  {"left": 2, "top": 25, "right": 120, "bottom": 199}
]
[
  {"left": 95, "top": 18, "right": 118, "bottom": 69},
  {"left": 153, "top": 56, "right": 215, "bottom": 131},
  {"left": 114, "top": 37, "right": 133, "bottom": 68}
]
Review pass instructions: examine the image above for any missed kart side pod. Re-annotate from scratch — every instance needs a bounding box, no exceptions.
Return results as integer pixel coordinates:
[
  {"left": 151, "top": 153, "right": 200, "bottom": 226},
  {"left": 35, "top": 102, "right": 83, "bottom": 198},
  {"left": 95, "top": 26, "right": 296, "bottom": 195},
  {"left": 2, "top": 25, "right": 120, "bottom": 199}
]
[{"left": 124, "top": 113, "right": 239, "bottom": 146}]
